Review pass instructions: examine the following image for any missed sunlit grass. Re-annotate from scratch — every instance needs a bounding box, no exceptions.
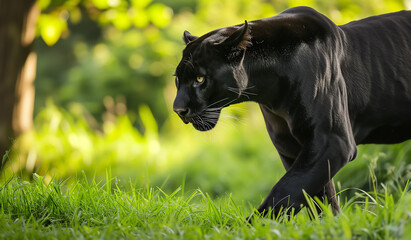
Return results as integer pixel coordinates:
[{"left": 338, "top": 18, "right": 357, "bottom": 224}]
[
  {"left": 3, "top": 103, "right": 411, "bottom": 239},
  {"left": 0, "top": 173, "right": 410, "bottom": 239},
  {"left": 5, "top": 102, "right": 411, "bottom": 210}
]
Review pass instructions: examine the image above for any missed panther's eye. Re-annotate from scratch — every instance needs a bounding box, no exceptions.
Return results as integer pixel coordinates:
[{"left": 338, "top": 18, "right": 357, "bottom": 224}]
[{"left": 196, "top": 76, "right": 205, "bottom": 83}]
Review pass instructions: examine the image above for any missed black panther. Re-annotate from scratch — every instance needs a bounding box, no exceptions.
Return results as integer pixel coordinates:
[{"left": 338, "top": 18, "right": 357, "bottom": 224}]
[{"left": 173, "top": 6, "right": 411, "bottom": 218}]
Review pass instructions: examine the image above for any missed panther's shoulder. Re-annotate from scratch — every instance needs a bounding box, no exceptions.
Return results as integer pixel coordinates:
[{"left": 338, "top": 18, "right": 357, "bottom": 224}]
[
  {"left": 248, "top": 6, "right": 339, "bottom": 49},
  {"left": 279, "top": 6, "right": 324, "bottom": 16}
]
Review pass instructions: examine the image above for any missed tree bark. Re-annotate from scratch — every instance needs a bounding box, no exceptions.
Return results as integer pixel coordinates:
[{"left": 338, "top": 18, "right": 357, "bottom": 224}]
[{"left": 0, "top": 0, "right": 39, "bottom": 162}]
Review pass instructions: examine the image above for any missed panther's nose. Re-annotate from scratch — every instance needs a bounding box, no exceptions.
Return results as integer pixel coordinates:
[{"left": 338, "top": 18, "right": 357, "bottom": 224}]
[{"left": 174, "top": 107, "right": 189, "bottom": 117}]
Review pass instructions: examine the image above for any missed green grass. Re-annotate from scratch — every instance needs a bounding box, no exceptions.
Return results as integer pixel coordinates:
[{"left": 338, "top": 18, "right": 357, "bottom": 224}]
[
  {"left": 4, "top": 104, "right": 411, "bottom": 239},
  {"left": 1, "top": 173, "right": 410, "bottom": 240}
]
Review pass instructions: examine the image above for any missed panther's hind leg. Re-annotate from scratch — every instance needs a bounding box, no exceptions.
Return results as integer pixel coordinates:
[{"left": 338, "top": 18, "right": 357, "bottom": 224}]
[
  {"left": 325, "top": 178, "right": 340, "bottom": 215},
  {"left": 313, "top": 178, "right": 340, "bottom": 216}
]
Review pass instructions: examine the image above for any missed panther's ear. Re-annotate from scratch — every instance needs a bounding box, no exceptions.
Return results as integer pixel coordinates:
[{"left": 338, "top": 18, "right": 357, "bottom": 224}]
[
  {"left": 183, "top": 30, "right": 198, "bottom": 45},
  {"left": 216, "top": 21, "right": 252, "bottom": 50}
]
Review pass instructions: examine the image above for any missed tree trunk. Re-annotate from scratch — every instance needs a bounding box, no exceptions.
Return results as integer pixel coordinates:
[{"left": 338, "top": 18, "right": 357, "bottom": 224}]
[{"left": 0, "top": 0, "right": 39, "bottom": 163}]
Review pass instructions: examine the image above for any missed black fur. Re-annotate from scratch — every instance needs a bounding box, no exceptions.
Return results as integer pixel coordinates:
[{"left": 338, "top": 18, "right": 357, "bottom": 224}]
[{"left": 173, "top": 6, "right": 411, "bottom": 218}]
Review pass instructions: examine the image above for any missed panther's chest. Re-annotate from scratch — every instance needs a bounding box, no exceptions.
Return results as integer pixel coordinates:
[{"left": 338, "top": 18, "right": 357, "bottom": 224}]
[{"left": 259, "top": 105, "right": 302, "bottom": 159}]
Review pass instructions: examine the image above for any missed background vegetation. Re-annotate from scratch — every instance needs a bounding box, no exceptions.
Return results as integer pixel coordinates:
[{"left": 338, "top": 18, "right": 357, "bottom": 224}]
[{"left": 1, "top": 1, "right": 411, "bottom": 237}]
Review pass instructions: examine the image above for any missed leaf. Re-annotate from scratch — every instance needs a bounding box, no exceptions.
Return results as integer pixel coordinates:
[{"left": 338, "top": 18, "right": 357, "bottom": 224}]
[
  {"left": 38, "top": 0, "right": 52, "bottom": 9},
  {"left": 139, "top": 105, "right": 158, "bottom": 136},
  {"left": 69, "top": 7, "right": 82, "bottom": 24},
  {"left": 131, "top": 0, "right": 152, "bottom": 8},
  {"left": 1, "top": 150, "right": 9, "bottom": 168},
  {"left": 91, "top": 0, "right": 110, "bottom": 10},
  {"left": 148, "top": 3, "right": 173, "bottom": 28},
  {"left": 112, "top": 10, "right": 131, "bottom": 30},
  {"left": 132, "top": 9, "right": 150, "bottom": 28},
  {"left": 38, "top": 14, "right": 67, "bottom": 46}
]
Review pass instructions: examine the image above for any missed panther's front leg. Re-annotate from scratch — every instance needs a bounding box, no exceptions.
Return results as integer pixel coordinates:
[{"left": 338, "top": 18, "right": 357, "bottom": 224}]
[
  {"left": 257, "top": 134, "right": 356, "bottom": 218},
  {"left": 260, "top": 106, "right": 343, "bottom": 217},
  {"left": 279, "top": 153, "right": 340, "bottom": 216}
]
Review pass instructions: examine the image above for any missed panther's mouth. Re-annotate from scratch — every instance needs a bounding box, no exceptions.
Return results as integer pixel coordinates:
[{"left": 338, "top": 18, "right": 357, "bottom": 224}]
[
  {"left": 187, "top": 109, "right": 221, "bottom": 132},
  {"left": 191, "top": 118, "right": 217, "bottom": 131}
]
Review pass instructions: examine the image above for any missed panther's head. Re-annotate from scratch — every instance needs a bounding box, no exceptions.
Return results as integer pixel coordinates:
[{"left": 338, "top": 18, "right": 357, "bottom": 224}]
[{"left": 173, "top": 21, "right": 252, "bottom": 131}]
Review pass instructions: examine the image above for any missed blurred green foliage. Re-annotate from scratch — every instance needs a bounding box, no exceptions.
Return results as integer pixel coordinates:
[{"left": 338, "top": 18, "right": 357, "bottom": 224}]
[
  {"left": 4, "top": 0, "right": 410, "bottom": 203},
  {"left": 34, "top": 0, "right": 406, "bottom": 125}
]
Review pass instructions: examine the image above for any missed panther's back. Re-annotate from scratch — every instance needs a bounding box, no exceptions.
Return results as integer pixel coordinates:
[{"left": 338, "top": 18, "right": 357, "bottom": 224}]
[{"left": 339, "top": 11, "right": 411, "bottom": 144}]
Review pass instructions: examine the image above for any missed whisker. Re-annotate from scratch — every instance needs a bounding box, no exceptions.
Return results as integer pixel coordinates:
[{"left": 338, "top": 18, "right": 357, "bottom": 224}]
[
  {"left": 196, "top": 115, "right": 205, "bottom": 128},
  {"left": 227, "top": 87, "right": 240, "bottom": 94},
  {"left": 218, "top": 114, "right": 240, "bottom": 121},
  {"left": 241, "top": 92, "right": 257, "bottom": 98},
  {"left": 219, "top": 98, "right": 238, "bottom": 109},
  {"left": 227, "top": 86, "right": 258, "bottom": 100},
  {"left": 205, "top": 97, "right": 229, "bottom": 109},
  {"left": 203, "top": 112, "right": 220, "bottom": 117},
  {"left": 216, "top": 116, "right": 239, "bottom": 132},
  {"left": 227, "top": 85, "right": 256, "bottom": 91},
  {"left": 205, "top": 108, "right": 222, "bottom": 112},
  {"left": 225, "top": 107, "right": 247, "bottom": 114},
  {"left": 205, "top": 99, "right": 236, "bottom": 113},
  {"left": 242, "top": 85, "right": 257, "bottom": 91},
  {"left": 220, "top": 112, "right": 246, "bottom": 125},
  {"left": 197, "top": 117, "right": 215, "bottom": 142},
  {"left": 228, "top": 88, "right": 250, "bottom": 100}
]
